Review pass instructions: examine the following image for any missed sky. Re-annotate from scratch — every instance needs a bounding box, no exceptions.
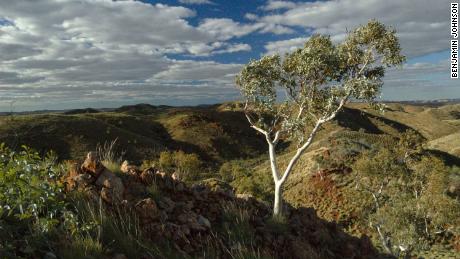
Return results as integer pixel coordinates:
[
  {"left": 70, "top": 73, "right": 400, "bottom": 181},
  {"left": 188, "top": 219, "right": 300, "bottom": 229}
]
[{"left": 0, "top": 0, "right": 458, "bottom": 111}]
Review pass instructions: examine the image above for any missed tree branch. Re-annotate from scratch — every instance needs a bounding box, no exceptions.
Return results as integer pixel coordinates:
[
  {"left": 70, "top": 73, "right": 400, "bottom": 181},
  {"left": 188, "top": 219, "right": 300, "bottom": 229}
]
[
  {"left": 273, "top": 131, "right": 281, "bottom": 145},
  {"left": 278, "top": 91, "right": 351, "bottom": 184},
  {"left": 267, "top": 138, "right": 280, "bottom": 181},
  {"left": 321, "top": 92, "right": 350, "bottom": 123},
  {"left": 279, "top": 119, "right": 323, "bottom": 184},
  {"left": 243, "top": 101, "right": 269, "bottom": 137},
  {"left": 246, "top": 113, "right": 269, "bottom": 136}
]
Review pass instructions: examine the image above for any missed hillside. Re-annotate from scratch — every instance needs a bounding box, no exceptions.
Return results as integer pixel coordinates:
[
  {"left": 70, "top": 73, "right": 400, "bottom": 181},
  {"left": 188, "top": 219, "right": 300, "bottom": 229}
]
[
  {"left": 0, "top": 104, "right": 265, "bottom": 165},
  {"left": 247, "top": 104, "right": 460, "bottom": 258},
  {"left": 350, "top": 103, "right": 460, "bottom": 156},
  {"left": 2, "top": 102, "right": 459, "bottom": 162},
  {"left": 1, "top": 102, "right": 460, "bottom": 258}
]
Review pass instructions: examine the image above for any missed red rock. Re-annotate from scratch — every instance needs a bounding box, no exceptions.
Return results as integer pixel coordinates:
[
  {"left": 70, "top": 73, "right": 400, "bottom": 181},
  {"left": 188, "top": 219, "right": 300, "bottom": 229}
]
[
  {"left": 95, "top": 169, "right": 124, "bottom": 204},
  {"left": 135, "top": 198, "right": 160, "bottom": 223},
  {"left": 140, "top": 168, "right": 155, "bottom": 185},
  {"left": 172, "top": 171, "right": 180, "bottom": 181},
  {"left": 81, "top": 152, "right": 104, "bottom": 177}
]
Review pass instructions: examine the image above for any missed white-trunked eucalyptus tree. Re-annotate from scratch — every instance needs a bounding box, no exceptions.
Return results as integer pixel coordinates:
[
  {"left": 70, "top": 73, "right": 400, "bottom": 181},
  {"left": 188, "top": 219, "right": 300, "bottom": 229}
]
[{"left": 235, "top": 20, "right": 405, "bottom": 217}]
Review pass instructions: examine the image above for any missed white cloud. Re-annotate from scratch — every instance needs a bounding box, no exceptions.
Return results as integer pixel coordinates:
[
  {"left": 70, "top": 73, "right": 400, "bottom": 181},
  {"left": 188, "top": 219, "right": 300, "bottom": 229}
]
[
  {"left": 245, "top": 13, "right": 258, "bottom": 21},
  {"left": 151, "top": 60, "right": 241, "bottom": 82},
  {"left": 0, "top": 0, "right": 253, "bottom": 110},
  {"left": 179, "top": 0, "right": 214, "bottom": 5},
  {"left": 197, "top": 18, "right": 295, "bottom": 41},
  {"left": 259, "top": 24, "right": 295, "bottom": 35},
  {"left": 264, "top": 37, "right": 309, "bottom": 55},
  {"left": 262, "top": 1, "right": 297, "bottom": 11},
  {"left": 198, "top": 18, "right": 264, "bottom": 40},
  {"left": 181, "top": 42, "right": 251, "bottom": 56},
  {"left": 212, "top": 43, "right": 252, "bottom": 55},
  {"left": 258, "top": 0, "right": 451, "bottom": 58},
  {"left": 382, "top": 60, "right": 460, "bottom": 100},
  {"left": 0, "top": 0, "right": 456, "bottom": 111}
]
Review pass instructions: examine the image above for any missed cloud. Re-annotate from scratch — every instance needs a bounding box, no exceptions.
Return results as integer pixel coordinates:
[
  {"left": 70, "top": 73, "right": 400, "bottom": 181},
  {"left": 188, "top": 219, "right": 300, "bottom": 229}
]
[
  {"left": 197, "top": 17, "right": 295, "bottom": 41},
  {"left": 0, "top": 0, "right": 253, "bottom": 110},
  {"left": 382, "top": 60, "right": 460, "bottom": 100},
  {"left": 151, "top": 60, "right": 241, "bottom": 82},
  {"left": 264, "top": 37, "right": 309, "bottom": 55},
  {"left": 177, "top": 42, "right": 251, "bottom": 56},
  {"left": 261, "top": 1, "right": 297, "bottom": 11},
  {"left": 259, "top": 24, "right": 295, "bottom": 35},
  {"left": 0, "top": 0, "right": 455, "bottom": 111},
  {"left": 0, "top": 71, "right": 43, "bottom": 84},
  {"left": 245, "top": 13, "right": 258, "bottom": 21},
  {"left": 179, "top": 0, "right": 214, "bottom": 5},
  {"left": 211, "top": 43, "right": 252, "bottom": 55},
  {"left": 258, "top": 0, "right": 450, "bottom": 58},
  {"left": 0, "top": 43, "right": 41, "bottom": 61},
  {"left": 198, "top": 18, "right": 264, "bottom": 40}
]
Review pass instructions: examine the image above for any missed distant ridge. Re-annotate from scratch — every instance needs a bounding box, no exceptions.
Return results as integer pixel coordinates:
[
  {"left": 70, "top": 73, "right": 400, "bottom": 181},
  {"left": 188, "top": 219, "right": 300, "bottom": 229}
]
[
  {"left": 63, "top": 108, "right": 100, "bottom": 115},
  {"left": 384, "top": 98, "right": 460, "bottom": 107},
  {"left": 2, "top": 99, "right": 460, "bottom": 116}
]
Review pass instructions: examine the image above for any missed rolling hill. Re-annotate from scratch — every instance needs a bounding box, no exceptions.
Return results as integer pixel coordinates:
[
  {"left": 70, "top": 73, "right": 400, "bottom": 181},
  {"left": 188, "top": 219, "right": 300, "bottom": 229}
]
[{"left": 1, "top": 101, "right": 459, "bottom": 257}]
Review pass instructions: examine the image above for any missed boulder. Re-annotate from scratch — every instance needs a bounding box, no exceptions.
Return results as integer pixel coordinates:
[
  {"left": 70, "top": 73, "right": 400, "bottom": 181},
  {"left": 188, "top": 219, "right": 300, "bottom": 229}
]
[
  {"left": 95, "top": 169, "right": 124, "bottom": 204},
  {"left": 171, "top": 171, "right": 180, "bottom": 181},
  {"left": 140, "top": 168, "right": 155, "bottom": 185},
  {"left": 81, "top": 152, "right": 105, "bottom": 178},
  {"left": 158, "top": 197, "right": 176, "bottom": 213},
  {"left": 236, "top": 193, "right": 254, "bottom": 201},
  {"left": 135, "top": 198, "right": 160, "bottom": 223},
  {"left": 73, "top": 174, "right": 93, "bottom": 188},
  {"left": 197, "top": 215, "right": 211, "bottom": 229},
  {"left": 81, "top": 152, "right": 104, "bottom": 177},
  {"left": 120, "top": 160, "right": 138, "bottom": 175},
  {"left": 123, "top": 180, "right": 147, "bottom": 200},
  {"left": 120, "top": 160, "right": 130, "bottom": 173}
]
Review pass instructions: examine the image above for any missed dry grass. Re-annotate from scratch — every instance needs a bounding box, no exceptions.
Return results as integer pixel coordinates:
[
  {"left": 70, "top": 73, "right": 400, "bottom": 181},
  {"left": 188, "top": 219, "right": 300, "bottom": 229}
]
[{"left": 428, "top": 132, "right": 460, "bottom": 156}]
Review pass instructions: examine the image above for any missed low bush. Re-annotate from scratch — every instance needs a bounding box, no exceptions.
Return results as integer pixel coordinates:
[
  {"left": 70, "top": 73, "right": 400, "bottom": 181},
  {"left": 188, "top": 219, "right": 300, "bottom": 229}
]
[
  {"left": 0, "top": 144, "right": 71, "bottom": 257},
  {"left": 158, "top": 150, "right": 202, "bottom": 181}
]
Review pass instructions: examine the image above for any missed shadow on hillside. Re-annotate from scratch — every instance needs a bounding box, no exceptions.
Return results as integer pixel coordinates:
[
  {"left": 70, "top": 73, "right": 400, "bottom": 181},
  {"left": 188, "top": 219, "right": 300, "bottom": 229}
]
[
  {"left": 0, "top": 121, "right": 73, "bottom": 158},
  {"left": 426, "top": 149, "right": 460, "bottom": 166},
  {"left": 215, "top": 110, "right": 291, "bottom": 154},
  {"left": 0, "top": 108, "right": 268, "bottom": 165},
  {"left": 336, "top": 107, "right": 414, "bottom": 134},
  {"left": 164, "top": 107, "right": 268, "bottom": 161},
  {"left": 284, "top": 205, "right": 395, "bottom": 259},
  {"left": 0, "top": 114, "right": 174, "bottom": 162}
]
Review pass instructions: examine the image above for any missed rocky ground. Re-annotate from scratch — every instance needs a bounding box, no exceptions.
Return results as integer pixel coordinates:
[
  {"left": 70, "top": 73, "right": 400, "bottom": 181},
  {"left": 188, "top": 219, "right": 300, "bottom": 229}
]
[{"left": 63, "top": 152, "right": 388, "bottom": 259}]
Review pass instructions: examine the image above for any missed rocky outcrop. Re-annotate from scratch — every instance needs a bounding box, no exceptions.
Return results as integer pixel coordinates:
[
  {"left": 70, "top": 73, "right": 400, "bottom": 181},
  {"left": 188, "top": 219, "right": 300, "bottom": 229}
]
[{"left": 64, "top": 154, "right": 384, "bottom": 259}]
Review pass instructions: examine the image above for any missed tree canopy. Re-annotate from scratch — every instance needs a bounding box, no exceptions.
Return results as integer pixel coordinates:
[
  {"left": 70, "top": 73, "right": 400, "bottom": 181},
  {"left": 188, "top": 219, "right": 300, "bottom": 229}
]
[{"left": 236, "top": 20, "right": 405, "bottom": 217}]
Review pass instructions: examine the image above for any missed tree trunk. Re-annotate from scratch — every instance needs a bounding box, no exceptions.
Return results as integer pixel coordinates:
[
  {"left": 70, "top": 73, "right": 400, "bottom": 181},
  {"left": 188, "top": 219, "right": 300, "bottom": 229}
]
[{"left": 273, "top": 181, "right": 283, "bottom": 216}]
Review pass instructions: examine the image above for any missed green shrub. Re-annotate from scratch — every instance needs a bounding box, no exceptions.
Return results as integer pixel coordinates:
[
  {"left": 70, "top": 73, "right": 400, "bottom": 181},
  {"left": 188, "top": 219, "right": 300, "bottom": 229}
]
[
  {"left": 219, "top": 160, "right": 252, "bottom": 182},
  {"left": 353, "top": 147, "right": 460, "bottom": 256},
  {"left": 223, "top": 159, "right": 273, "bottom": 201},
  {"left": 158, "top": 151, "right": 175, "bottom": 173},
  {"left": 0, "top": 144, "right": 71, "bottom": 256},
  {"left": 159, "top": 150, "right": 202, "bottom": 181},
  {"left": 0, "top": 144, "right": 66, "bottom": 228}
]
